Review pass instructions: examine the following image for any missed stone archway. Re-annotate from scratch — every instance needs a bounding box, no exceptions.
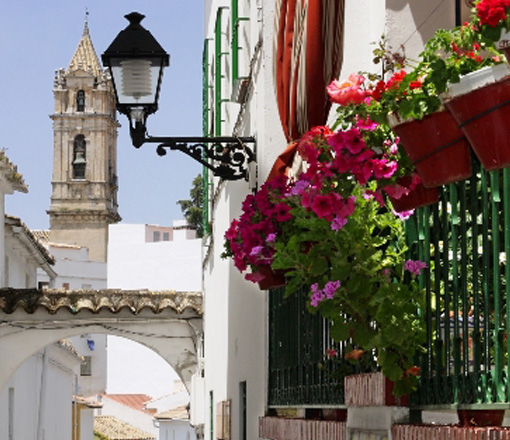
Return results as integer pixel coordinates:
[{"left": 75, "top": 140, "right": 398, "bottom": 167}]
[{"left": 0, "top": 288, "right": 203, "bottom": 394}]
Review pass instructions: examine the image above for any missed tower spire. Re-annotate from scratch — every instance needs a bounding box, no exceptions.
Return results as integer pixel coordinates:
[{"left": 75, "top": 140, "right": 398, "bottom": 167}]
[{"left": 83, "top": 8, "right": 89, "bottom": 35}]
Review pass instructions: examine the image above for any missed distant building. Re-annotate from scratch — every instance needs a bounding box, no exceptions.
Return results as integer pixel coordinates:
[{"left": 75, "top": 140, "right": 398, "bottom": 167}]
[{"left": 48, "top": 19, "right": 120, "bottom": 263}]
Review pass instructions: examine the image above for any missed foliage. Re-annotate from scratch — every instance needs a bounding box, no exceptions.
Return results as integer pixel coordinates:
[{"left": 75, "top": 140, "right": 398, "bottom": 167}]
[{"left": 177, "top": 174, "right": 204, "bottom": 238}]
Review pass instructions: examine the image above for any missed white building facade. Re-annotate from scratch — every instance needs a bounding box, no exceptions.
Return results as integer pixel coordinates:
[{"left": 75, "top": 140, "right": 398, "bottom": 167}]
[{"left": 198, "top": 1, "right": 473, "bottom": 439}]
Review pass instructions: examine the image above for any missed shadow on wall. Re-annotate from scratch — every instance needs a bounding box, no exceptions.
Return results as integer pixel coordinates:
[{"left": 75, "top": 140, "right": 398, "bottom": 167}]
[{"left": 385, "top": 0, "right": 473, "bottom": 59}]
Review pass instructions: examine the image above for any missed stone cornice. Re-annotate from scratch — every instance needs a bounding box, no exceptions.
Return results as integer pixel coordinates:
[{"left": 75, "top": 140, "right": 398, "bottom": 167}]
[{"left": 0, "top": 289, "right": 203, "bottom": 315}]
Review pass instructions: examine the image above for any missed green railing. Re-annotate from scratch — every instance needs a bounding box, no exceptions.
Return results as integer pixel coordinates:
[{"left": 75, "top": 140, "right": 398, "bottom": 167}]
[
  {"left": 410, "top": 159, "right": 510, "bottom": 408},
  {"left": 268, "top": 285, "right": 371, "bottom": 408},
  {"left": 267, "top": 159, "right": 510, "bottom": 409}
]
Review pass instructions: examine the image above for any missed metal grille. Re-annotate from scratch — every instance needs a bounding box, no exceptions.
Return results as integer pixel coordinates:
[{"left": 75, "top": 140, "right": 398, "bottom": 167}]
[
  {"left": 268, "top": 285, "right": 363, "bottom": 407},
  {"left": 410, "top": 160, "right": 510, "bottom": 407}
]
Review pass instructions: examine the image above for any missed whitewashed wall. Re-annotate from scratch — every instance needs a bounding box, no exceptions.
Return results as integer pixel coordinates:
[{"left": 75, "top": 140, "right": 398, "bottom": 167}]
[
  {"left": 0, "top": 344, "right": 81, "bottom": 440},
  {"left": 107, "top": 223, "right": 202, "bottom": 291},
  {"left": 158, "top": 419, "right": 196, "bottom": 440}
]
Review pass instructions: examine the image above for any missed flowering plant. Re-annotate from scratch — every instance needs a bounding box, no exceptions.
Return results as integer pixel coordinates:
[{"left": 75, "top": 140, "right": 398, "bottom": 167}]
[
  {"left": 223, "top": 114, "right": 427, "bottom": 394},
  {"left": 268, "top": 126, "right": 426, "bottom": 396},
  {"left": 472, "top": 0, "right": 510, "bottom": 42},
  {"left": 221, "top": 175, "right": 294, "bottom": 285}
]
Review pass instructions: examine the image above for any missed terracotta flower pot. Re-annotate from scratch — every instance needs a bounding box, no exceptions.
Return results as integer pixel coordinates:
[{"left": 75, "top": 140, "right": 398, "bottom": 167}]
[
  {"left": 389, "top": 176, "right": 440, "bottom": 213},
  {"left": 256, "top": 266, "right": 286, "bottom": 290},
  {"left": 389, "top": 110, "right": 472, "bottom": 188},
  {"left": 445, "top": 64, "right": 510, "bottom": 171},
  {"left": 457, "top": 409, "right": 505, "bottom": 427}
]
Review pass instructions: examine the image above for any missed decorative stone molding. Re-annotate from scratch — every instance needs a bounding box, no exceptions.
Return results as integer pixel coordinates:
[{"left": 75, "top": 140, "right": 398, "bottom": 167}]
[{"left": 0, "top": 288, "right": 203, "bottom": 315}]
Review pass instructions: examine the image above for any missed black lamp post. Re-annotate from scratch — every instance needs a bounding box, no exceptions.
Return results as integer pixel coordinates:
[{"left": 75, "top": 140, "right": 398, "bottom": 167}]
[{"left": 102, "top": 12, "right": 256, "bottom": 181}]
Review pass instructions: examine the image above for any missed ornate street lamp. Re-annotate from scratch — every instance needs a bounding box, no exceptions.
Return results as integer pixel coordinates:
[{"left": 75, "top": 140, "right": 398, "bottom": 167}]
[{"left": 102, "top": 12, "right": 256, "bottom": 181}]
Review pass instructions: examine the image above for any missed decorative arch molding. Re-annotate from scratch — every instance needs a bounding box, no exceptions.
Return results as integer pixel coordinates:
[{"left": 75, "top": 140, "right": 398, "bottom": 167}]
[{"left": 0, "top": 288, "right": 203, "bottom": 394}]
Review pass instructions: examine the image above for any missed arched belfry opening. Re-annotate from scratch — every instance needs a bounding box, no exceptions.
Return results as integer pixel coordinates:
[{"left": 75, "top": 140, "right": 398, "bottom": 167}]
[{"left": 72, "top": 134, "right": 86, "bottom": 179}]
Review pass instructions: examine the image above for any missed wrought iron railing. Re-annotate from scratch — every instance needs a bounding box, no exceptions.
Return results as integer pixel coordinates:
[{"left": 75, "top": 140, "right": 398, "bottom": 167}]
[
  {"left": 267, "top": 159, "right": 510, "bottom": 409},
  {"left": 268, "top": 285, "right": 370, "bottom": 408},
  {"left": 409, "top": 160, "right": 510, "bottom": 408}
]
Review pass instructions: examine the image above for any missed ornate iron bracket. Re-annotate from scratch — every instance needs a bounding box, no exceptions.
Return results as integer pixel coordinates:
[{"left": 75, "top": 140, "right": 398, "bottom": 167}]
[{"left": 129, "top": 122, "right": 256, "bottom": 181}]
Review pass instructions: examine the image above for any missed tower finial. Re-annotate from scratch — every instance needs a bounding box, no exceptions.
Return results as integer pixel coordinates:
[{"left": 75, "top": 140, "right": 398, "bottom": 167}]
[{"left": 83, "top": 8, "right": 89, "bottom": 35}]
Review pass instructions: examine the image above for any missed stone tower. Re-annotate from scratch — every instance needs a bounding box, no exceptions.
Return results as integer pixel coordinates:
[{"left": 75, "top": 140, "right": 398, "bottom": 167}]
[{"left": 48, "top": 20, "right": 121, "bottom": 262}]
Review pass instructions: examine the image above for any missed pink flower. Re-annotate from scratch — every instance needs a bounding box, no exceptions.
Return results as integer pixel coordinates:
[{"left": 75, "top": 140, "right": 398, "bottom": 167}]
[
  {"left": 273, "top": 203, "right": 292, "bottom": 222},
  {"left": 266, "top": 233, "right": 276, "bottom": 243},
  {"left": 356, "top": 117, "right": 377, "bottom": 131},
  {"left": 393, "top": 209, "right": 414, "bottom": 220},
  {"left": 372, "top": 158, "right": 398, "bottom": 180},
  {"left": 331, "top": 216, "right": 348, "bottom": 230},
  {"left": 310, "top": 194, "right": 336, "bottom": 220},
  {"left": 323, "top": 280, "right": 340, "bottom": 298},
  {"left": 327, "top": 74, "right": 368, "bottom": 106},
  {"left": 404, "top": 260, "right": 428, "bottom": 276},
  {"left": 326, "top": 348, "right": 338, "bottom": 357}
]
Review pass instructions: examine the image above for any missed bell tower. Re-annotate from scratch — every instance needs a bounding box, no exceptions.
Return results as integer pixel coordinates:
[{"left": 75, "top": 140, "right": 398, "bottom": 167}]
[{"left": 48, "top": 20, "right": 121, "bottom": 262}]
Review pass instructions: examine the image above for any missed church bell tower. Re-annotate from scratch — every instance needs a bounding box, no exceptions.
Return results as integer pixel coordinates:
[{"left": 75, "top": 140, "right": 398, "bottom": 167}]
[{"left": 48, "top": 20, "right": 121, "bottom": 262}]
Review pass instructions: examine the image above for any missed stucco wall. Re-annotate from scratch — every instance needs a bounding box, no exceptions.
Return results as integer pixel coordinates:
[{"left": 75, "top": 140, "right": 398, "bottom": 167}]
[
  {"left": 107, "top": 223, "right": 202, "bottom": 291},
  {"left": 0, "top": 344, "right": 81, "bottom": 440}
]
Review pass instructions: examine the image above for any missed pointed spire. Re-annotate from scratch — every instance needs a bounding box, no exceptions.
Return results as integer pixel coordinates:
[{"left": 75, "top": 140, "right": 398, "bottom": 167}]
[
  {"left": 67, "top": 11, "right": 103, "bottom": 77},
  {"left": 83, "top": 8, "right": 89, "bottom": 36}
]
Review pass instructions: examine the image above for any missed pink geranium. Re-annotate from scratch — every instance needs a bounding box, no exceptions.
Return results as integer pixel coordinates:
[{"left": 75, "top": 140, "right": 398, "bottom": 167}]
[{"left": 327, "top": 74, "right": 369, "bottom": 106}]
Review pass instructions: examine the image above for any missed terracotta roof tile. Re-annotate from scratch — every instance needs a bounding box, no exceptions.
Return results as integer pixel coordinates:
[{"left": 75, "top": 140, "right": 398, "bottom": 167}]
[
  {"left": 154, "top": 405, "right": 189, "bottom": 420},
  {"left": 104, "top": 394, "right": 155, "bottom": 414},
  {"left": 94, "top": 415, "right": 155, "bottom": 440},
  {"left": 0, "top": 288, "right": 203, "bottom": 315}
]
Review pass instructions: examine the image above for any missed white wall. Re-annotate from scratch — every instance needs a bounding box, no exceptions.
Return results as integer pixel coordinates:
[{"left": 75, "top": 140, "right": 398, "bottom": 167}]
[
  {"left": 158, "top": 419, "right": 196, "bottom": 440},
  {"left": 0, "top": 344, "right": 81, "bottom": 440},
  {"left": 107, "top": 223, "right": 202, "bottom": 291},
  {"left": 37, "top": 245, "right": 106, "bottom": 289},
  {"left": 71, "top": 333, "right": 107, "bottom": 397}
]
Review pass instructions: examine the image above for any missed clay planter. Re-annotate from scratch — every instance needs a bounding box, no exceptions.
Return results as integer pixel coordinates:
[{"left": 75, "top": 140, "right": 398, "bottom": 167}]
[
  {"left": 389, "top": 110, "right": 472, "bottom": 188},
  {"left": 445, "top": 64, "right": 510, "bottom": 171},
  {"left": 457, "top": 409, "right": 505, "bottom": 427},
  {"left": 344, "top": 372, "right": 409, "bottom": 407},
  {"left": 389, "top": 176, "right": 440, "bottom": 213},
  {"left": 256, "top": 266, "right": 286, "bottom": 290}
]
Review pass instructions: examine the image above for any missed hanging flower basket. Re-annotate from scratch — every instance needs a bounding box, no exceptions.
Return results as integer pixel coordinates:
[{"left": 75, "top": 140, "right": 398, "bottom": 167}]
[
  {"left": 389, "top": 110, "right": 472, "bottom": 188},
  {"left": 445, "top": 64, "right": 510, "bottom": 171},
  {"left": 388, "top": 175, "right": 440, "bottom": 213}
]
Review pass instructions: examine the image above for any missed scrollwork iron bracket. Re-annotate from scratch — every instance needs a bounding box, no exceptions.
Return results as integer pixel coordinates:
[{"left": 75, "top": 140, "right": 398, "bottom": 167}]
[{"left": 141, "top": 135, "right": 256, "bottom": 181}]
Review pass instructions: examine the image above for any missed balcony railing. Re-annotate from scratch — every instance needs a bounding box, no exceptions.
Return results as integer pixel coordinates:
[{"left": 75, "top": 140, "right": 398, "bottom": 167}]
[
  {"left": 268, "top": 286, "right": 373, "bottom": 408},
  {"left": 267, "top": 159, "right": 510, "bottom": 409},
  {"left": 409, "top": 160, "right": 510, "bottom": 408}
]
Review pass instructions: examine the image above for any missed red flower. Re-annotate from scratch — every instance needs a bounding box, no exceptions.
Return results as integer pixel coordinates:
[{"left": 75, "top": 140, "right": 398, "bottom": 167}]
[{"left": 409, "top": 80, "right": 422, "bottom": 90}]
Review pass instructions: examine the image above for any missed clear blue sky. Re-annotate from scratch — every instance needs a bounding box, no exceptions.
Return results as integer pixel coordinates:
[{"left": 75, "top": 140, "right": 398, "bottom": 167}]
[{"left": 0, "top": 1, "right": 203, "bottom": 231}]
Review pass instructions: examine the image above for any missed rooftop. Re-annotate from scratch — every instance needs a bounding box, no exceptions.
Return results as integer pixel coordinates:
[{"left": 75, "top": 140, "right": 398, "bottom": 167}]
[
  {"left": 94, "top": 415, "right": 155, "bottom": 440},
  {"left": 0, "top": 288, "right": 203, "bottom": 315}
]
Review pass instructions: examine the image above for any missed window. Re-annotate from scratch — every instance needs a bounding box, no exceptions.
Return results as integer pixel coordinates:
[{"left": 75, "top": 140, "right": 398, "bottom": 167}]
[
  {"left": 62, "top": 283, "right": 70, "bottom": 290},
  {"left": 73, "top": 135, "right": 86, "bottom": 179},
  {"left": 153, "top": 231, "right": 161, "bottom": 242},
  {"left": 81, "top": 356, "right": 92, "bottom": 376},
  {"left": 163, "top": 232, "right": 170, "bottom": 241},
  {"left": 77, "top": 90, "right": 85, "bottom": 112}
]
